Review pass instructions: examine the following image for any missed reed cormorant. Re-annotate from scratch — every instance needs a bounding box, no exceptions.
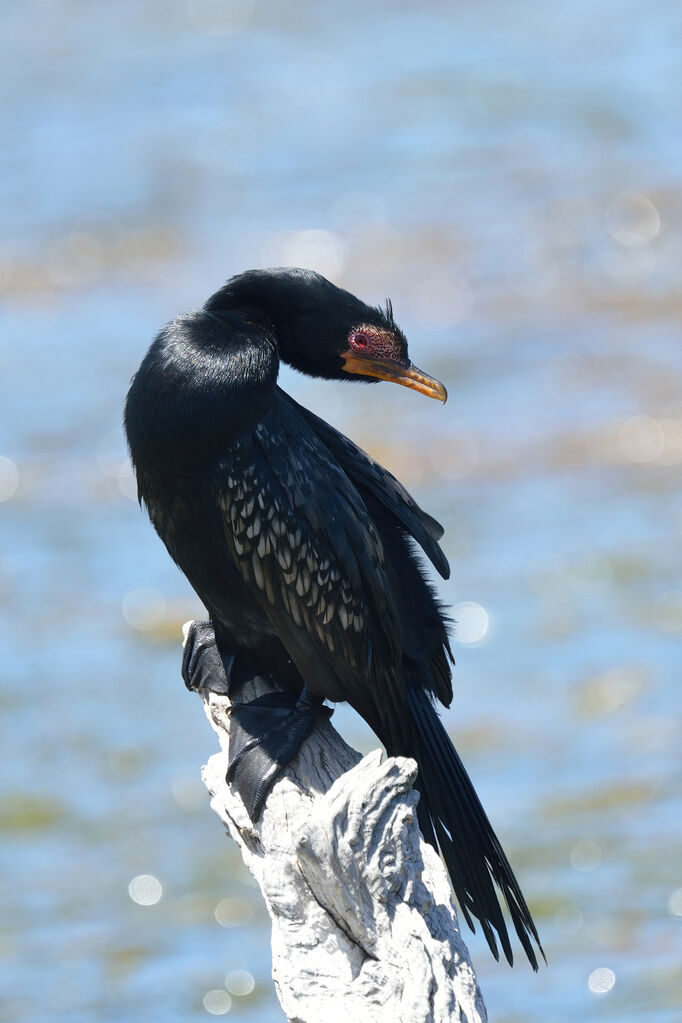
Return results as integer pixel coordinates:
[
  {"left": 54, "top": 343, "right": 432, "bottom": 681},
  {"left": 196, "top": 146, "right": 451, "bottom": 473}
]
[{"left": 124, "top": 267, "right": 543, "bottom": 968}]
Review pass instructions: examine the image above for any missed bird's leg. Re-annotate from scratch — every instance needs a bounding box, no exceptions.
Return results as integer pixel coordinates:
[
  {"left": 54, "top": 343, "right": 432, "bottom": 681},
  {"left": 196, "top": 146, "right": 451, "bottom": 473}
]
[{"left": 181, "top": 620, "right": 331, "bottom": 820}]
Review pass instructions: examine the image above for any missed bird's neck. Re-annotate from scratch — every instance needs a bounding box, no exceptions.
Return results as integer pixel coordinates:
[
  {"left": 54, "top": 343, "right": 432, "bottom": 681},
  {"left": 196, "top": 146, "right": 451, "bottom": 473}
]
[
  {"left": 125, "top": 308, "right": 280, "bottom": 483},
  {"left": 203, "top": 270, "right": 317, "bottom": 370},
  {"left": 205, "top": 271, "right": 301, "bottom": 337}
]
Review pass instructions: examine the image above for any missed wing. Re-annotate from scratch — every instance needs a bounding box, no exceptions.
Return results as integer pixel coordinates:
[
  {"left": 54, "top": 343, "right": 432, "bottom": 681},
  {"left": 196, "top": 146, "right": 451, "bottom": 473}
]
[
  {"left": 284, "top": 392, "right": 450, "bottom": 580},
  {"left": 217, "top": 395, "right": 409, "bottom": 739}
]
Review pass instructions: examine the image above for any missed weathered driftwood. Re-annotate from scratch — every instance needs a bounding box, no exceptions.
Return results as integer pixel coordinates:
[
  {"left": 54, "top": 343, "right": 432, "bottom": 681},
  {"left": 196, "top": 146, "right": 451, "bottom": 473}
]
[{"left": 196, "top": 659, "right": 487, "bottom": 1023}]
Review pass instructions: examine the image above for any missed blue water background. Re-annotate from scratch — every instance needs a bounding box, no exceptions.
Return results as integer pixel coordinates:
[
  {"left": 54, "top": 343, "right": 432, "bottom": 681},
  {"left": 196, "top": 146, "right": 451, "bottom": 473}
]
[{"left": 1, "top": 1, "right": 681, "bottom": 1020}]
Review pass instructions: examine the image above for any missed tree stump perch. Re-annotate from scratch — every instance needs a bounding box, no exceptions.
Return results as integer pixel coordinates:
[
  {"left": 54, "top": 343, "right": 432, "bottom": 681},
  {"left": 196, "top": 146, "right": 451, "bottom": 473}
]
[{"left": 193, "top": 642, "right": 488, "bottom": 1023}]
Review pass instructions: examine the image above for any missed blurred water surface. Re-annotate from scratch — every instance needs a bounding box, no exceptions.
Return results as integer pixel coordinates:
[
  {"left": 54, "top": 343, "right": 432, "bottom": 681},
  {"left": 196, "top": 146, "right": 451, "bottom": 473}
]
[{"left": 2, "top": 1, "right": 682, "bottom": 1020}]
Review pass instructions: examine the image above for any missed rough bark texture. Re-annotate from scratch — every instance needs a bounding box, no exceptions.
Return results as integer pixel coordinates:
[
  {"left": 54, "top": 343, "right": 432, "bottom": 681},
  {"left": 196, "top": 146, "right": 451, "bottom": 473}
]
[{"left": 199, "top": 673, "right": 488, "bottom": 1023}]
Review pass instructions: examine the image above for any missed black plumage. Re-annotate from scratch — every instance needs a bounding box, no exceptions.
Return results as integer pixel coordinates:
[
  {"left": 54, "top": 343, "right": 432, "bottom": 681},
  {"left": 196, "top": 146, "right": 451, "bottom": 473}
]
[{"left": 124, "top": 267, "right": 543, "bottom": 969}]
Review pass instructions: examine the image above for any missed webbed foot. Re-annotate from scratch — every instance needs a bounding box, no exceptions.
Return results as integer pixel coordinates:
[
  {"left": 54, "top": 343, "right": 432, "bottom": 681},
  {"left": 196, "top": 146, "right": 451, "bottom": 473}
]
[
  {"left": 181, "top": 621, "right": 332, "bottom": 820},
  {"left": 227, "top": 688, "right": 332, "bottom": 819}
]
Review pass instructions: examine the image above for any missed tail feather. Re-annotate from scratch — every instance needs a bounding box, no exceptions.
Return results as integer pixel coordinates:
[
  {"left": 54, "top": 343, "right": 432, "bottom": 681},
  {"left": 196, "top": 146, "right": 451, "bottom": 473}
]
[{"left": 406, "top": 686, "right": 545, "bottom": 970}]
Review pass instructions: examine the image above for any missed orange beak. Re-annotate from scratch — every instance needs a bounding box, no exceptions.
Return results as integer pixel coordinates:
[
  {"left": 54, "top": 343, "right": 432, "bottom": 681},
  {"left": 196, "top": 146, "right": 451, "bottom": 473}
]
[{"left": 341, "top": 351, "right": 448, "bottom": 403}]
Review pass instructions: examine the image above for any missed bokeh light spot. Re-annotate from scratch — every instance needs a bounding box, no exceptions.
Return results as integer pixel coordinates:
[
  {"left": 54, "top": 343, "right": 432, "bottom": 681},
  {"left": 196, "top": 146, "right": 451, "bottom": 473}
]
[
  {"left": 570, "top": 839, "right": 602, "bottom": 871},
  {"left": 588, "top": 967, "right": 616, "bottom": 994},
  {"left": 0, "top": 456, "right": 19, "bottom": 503},
  {"left": 606, "top": 191, "right": 660, "bottom": 247},
  {"left": 225, "top": 968, "right": 255, "bottom": 996},
  {"left": 453, "top": 602, "right": 490, "bottom": 645},
  {"left": 203, "top": 989, "right": 232, "bottom": 1014},
  {"left": 214, "top": 897, "right": 254, "bottom": 928},
  {"left": 667, "top": 887, "right": 682, "bottom": 917},
  {"left": 128, "top": 874, "right": 163, "bottom": 906}
]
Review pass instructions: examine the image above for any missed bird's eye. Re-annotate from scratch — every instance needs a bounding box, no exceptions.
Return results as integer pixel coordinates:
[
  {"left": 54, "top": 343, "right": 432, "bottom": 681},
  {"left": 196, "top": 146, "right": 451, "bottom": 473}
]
[{"left": 352, "top": 332, "right": 369, "bottom": 350}]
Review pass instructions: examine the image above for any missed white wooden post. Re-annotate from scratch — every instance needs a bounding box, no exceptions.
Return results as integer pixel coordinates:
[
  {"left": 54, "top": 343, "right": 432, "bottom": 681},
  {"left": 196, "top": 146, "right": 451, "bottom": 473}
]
[{"left": 195, "top": 660, "right": 488, "bottom": 1023}]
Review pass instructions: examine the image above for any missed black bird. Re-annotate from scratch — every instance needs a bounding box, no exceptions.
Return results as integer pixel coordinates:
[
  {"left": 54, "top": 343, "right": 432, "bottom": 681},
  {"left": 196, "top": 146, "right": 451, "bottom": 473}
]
[{"left": 124, "top": 267, "right": 543, "bottom": 969}]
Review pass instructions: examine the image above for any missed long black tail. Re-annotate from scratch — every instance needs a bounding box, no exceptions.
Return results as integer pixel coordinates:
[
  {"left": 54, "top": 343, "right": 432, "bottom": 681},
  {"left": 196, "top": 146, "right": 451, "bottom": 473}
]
[{"left": 406, "top": 686, "right": 544, "bottom": 969}]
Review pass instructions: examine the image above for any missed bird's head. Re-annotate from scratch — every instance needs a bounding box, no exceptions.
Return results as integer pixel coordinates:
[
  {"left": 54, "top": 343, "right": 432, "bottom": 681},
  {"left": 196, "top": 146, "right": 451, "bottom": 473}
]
[{"left": 204, "top": 267, "right": 447, "bottom": 402}]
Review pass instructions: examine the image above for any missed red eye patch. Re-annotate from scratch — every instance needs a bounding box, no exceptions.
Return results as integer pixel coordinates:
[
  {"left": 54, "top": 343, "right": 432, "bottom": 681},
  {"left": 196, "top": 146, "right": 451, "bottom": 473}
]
[{"left": 349, "top": 327, "right": 405, "bottom": 363}]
